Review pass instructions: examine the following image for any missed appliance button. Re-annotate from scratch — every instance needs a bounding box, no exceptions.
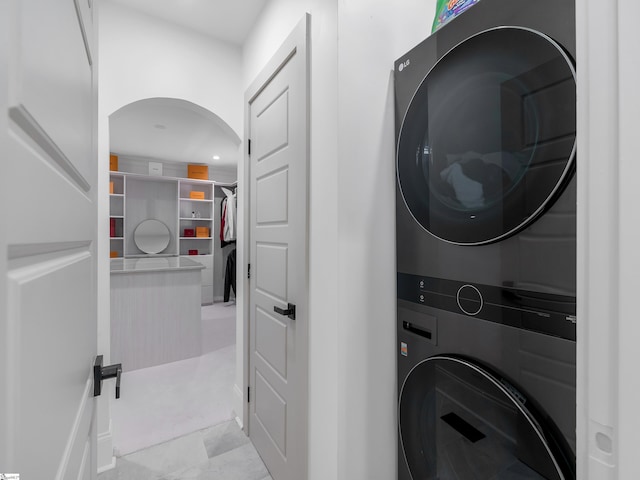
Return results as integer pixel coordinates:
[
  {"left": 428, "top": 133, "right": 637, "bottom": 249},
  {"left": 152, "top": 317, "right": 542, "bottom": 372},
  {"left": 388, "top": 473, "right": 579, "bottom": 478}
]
[{"left": 457, "top": 284, "right": 483, "bottom": 316}]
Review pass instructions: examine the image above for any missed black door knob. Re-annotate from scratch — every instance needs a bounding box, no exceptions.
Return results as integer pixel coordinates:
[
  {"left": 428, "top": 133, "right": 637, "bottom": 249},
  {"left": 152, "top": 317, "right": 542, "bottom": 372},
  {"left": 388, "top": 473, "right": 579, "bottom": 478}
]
[
  {"left": 274, "top": 303, "right": 296, "bottom": 320},
  {"left": 93, "top": 355, "right": 122, "bottom": 399}
]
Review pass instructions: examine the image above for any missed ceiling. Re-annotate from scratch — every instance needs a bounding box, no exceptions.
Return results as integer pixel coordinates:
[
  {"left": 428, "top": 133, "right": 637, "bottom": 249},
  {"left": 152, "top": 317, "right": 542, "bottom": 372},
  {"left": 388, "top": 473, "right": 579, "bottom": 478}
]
[
  {"left": 109, "top": 0, "right": 268, "bottom": 45},
  {"left": 109, "top": 98, "right": 242, "bottom": 170}
]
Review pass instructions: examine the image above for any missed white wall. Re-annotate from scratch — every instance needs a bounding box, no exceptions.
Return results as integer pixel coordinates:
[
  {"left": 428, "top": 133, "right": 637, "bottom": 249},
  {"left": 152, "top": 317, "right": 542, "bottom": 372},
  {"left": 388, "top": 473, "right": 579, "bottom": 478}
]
[
  {"left": 242, "top": 0, "right": 311, "bottom": 89},
  {"left": 100, "top": 1, "right": 244, "bottom": 134},
  {"left": 336, "top": 1, "right": 435, "bottom": 478},
  {"left": 305, "top": 3, "right": 339, "bottom": 479},
  {"left": 97, "top": 1, "right": 244, "bottom": 471},
  {"left": 576, "top": 0, "right": 640, "bottom": 478},
  {"left": 616, "top": 1, "right": 640, "bottom": 475}
]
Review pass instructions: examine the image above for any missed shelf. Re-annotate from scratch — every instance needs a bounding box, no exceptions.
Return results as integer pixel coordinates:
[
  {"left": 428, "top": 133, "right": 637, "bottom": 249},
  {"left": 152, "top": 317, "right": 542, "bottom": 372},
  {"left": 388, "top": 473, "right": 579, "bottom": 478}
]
[
  {"left": 180, "top": 217, "right": 212, "bottom": 221},
  {"left": 180, "top": 198, "right": 213, "bottom": 203},
  {"left": 110, "top": 215, "right": 124, "bottom": 219},
  {"left": 180, "top": 177, "right": 214, "bottom": 185},
  {"left": 110, "top": 194, "right": 124, "bottom": 198},
  {"left": 123, "top": 253, "right": 177, "bottom": 259},
  {"left": 110, "top": 236, "right": 124, "bottom": 240},
  {"left": 114, "top": 172, "right": 178, "bottom": 184},
  {"left": 109, "top": 170, "right": 215, "bottom": 184},
  {"left": 180, "top": 237, "right": 213, "bottom": 240}
]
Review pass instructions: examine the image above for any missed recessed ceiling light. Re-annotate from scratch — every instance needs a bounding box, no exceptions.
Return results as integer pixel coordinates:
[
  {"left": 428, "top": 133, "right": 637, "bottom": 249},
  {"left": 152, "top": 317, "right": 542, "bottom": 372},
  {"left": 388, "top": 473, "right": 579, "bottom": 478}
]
[
  {"left": 212, "top": 155, "right": 221, "bottom": 160},
  {"left": 154, "top": 124, "right": 167, "bottom": 130}
]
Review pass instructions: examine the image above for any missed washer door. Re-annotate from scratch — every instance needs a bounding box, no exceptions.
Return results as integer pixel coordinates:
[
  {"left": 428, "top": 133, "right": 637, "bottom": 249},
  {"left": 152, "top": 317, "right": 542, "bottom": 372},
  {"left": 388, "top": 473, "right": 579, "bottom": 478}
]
[
  {"left": 399, "top": 356, "right": 574, "bottom": 479},
  {"left": 397, "top": 27, "right": 576, "bottom": 245}
]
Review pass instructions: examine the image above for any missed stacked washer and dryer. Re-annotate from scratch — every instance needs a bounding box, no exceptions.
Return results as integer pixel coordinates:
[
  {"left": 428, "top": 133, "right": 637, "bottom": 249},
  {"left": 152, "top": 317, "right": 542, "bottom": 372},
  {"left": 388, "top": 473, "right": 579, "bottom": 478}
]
[{"left": 395, "top": 0, "right": 577, "bottom": 478}]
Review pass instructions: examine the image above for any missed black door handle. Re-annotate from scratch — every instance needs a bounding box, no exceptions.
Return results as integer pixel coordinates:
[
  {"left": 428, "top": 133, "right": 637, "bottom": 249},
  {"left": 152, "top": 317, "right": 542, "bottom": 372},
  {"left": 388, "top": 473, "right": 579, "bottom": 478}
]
[
  {"left": 274, "top": 303, "right": 296, "bottom": 320},
  {"left": 93, "top": 355, "right": 122, "bottom": 399}
]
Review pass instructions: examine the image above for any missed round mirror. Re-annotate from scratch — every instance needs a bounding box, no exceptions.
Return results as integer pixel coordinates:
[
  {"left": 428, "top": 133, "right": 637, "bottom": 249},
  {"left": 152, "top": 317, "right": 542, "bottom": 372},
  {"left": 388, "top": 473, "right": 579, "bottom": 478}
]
[{"left": 134, "top": 219, "right": 170, "bottom": 254}]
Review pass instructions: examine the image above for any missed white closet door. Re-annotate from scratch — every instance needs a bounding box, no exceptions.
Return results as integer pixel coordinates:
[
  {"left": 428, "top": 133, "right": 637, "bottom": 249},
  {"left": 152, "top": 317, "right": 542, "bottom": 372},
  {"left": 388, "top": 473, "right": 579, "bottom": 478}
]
[
  {"left": 0, "top": 0, "right": 99, "bottom": 478},
  {"left": 246, "top": 16, "right": 309, "bottom": 480}
]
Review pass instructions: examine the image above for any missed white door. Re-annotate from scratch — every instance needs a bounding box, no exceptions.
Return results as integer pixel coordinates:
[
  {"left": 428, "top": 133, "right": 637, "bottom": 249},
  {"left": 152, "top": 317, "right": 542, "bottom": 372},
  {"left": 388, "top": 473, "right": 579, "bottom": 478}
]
[
  {"left": 0, "top": 0, "right": 98, "bottom": 478},
  {"left": 245, "top": 16, "right": 309, "bottom": 480}
]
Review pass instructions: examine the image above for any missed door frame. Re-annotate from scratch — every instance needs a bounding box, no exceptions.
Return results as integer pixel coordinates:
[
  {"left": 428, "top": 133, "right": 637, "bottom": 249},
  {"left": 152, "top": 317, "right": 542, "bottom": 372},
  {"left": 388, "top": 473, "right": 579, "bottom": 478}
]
[{"left": 240, "top": 14, "right": 310, "bottom": 438}]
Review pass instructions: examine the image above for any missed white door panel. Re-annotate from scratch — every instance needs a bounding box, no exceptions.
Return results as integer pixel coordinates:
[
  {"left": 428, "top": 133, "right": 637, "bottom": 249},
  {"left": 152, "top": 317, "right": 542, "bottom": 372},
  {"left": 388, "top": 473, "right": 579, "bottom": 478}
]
[
  {"left": 255, "top": 307, "right": 288, "bottom": 378},
  {"left": 12, "top": 0, "right": 93, "bottom": 183},
  {"left": 256, "top": 168, "right": 289, "bottom": 224},
  {"left": 254, "top": 158, "right": 291, "bottom": 227},
  {"left": 6, "top": 128, "right": 93, "bottom": 242},
  {"left": 1, "top": 0, "right": 98, "bottom": 478},
  {"left": 254, "top": 371, "right": 287, "bottom": 453},
  {"left": 253, "top": 89, "right": 290, "bottom": 162},
  {"left": 8, "top": 250, "right": 95, "bottom": 479},
  {"left": 246, "top": 16, "right": 309, "bottom": 480},
  {"left": 255, "top": 243, "right": 288, "bottom": 301}
]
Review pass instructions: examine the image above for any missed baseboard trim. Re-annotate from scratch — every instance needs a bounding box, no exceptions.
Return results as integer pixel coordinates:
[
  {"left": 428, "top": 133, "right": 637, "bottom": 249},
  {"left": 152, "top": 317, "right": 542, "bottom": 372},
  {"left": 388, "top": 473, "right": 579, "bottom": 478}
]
[
  {"left": 97, "top": 420, "right": 115, "bottom": 472},
  {"left": 234, "top": 415, "right": 244, "bottom": 430},
  {"left": 232, "top": 383, "right": 243, "bottom": 430},
  {"left": 97, "top": 456, "right": 116, "bottom": 474}
]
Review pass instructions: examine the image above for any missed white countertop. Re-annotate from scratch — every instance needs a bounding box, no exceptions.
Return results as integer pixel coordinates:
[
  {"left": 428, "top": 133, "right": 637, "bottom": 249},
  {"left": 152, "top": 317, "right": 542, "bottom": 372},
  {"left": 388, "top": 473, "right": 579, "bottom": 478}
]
[{"left": 111, "top": 256, "right": 206, "bottom": 274}]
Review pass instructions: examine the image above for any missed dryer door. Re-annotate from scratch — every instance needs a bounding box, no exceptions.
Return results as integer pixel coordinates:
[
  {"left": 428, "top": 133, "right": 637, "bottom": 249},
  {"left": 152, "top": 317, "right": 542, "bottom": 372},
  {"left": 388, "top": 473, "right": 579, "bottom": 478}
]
[
  {"left": 397, "top": 27, "right": 576, "bottom": 245},
  {"left": 399, "top": 356, "right": 574, "bottom": 479}
]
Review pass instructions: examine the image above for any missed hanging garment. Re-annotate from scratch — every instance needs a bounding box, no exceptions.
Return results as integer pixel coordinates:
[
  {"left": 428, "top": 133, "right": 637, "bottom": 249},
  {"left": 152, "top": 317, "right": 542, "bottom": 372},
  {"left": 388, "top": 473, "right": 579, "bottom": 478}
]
[
  {"left": 224, "top": 248, "right": 236, "bottom": 302},
  {"left": 220, "top": 198, "right": 227, "bottom": 242},
  {"left": 221, "top": 187, "right": 236, "bottom": 242},
  {"left": 220, "top": 195, "right": 235, "bottom": 248}
]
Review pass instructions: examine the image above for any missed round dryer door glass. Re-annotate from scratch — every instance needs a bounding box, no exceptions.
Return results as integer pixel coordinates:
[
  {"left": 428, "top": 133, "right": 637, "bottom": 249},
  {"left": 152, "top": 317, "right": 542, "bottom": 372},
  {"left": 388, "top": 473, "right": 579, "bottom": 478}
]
[
  {"left": 399, "top": 356, "right": 574, "bottom": 479},
  {"left": 397, "top": 27, "right": 576, "bottom": 245}
]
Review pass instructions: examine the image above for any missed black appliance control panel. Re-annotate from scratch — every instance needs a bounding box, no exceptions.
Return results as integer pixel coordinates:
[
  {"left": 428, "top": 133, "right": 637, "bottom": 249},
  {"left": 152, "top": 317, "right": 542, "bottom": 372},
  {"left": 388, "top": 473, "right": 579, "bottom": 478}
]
[{"left": 398, "top": 273, "right": 576, "bottom": 341}]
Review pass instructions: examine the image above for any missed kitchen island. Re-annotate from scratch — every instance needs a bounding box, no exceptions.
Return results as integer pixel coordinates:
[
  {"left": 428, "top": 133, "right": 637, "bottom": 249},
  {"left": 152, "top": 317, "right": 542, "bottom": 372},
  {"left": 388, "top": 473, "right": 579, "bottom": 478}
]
[{"left": 110, "top": 256, "right": 204, "bottom": 371}]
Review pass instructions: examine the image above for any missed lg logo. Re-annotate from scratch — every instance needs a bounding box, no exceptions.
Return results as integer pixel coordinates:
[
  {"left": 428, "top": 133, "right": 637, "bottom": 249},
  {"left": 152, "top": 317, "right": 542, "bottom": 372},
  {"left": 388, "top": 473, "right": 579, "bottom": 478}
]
[{"left": 398, "top": 59, "right": 410, "bottom": 72}]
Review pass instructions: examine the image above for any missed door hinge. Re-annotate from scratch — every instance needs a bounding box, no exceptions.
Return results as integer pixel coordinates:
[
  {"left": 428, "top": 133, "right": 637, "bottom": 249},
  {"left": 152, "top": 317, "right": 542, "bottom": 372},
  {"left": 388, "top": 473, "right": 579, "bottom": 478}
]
[
  {"left": 247, "top": 386, "right": 251, "bottom": 403},
  {"left": 248, "top": 263, "right": 251, "bottom": 279},
  {"left": 248, "top": 139, "right": 251, "bottom": 156}
]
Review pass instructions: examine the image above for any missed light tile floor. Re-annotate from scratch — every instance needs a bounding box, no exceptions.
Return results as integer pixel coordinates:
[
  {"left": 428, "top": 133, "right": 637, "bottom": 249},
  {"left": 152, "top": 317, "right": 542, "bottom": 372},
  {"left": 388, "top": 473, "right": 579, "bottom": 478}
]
[
  {"left": 98, "top": 420, "right": 272, "bottom": 480},
  {"left": 112, "top": 303, "right": 237, "bottom": 456},
  {"left": 112, "top": 345, "right": 236, "bottom": 456}
]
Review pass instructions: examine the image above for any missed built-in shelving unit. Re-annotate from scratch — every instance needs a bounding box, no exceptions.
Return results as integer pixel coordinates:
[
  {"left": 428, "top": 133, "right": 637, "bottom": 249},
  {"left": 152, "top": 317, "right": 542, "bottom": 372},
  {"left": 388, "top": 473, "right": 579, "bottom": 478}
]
[
  {"left": 178, "top": 178, "right": 214, "bottom": 303},
  {"left": 109, "top": 173, "right": 125, "bottom": 258},
  {"left": 108, "top": 170, "right": 216, "bottom": 304},
  {"left": 178, "top": 178, "right": 214, "bottom": 256}
]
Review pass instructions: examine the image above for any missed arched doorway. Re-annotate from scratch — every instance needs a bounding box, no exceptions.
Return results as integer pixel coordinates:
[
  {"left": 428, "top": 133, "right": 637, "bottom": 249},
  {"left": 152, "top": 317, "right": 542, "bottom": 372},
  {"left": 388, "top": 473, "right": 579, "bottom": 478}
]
[{"left": 104, "top": 97, "right": 242, "bottom": 456}]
